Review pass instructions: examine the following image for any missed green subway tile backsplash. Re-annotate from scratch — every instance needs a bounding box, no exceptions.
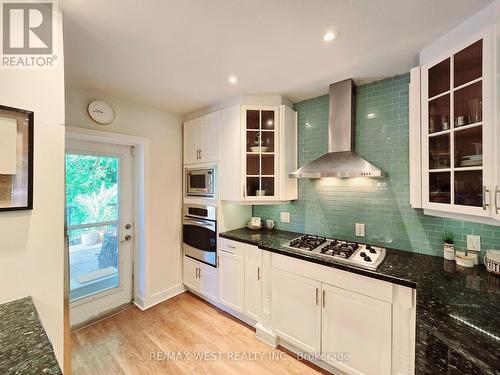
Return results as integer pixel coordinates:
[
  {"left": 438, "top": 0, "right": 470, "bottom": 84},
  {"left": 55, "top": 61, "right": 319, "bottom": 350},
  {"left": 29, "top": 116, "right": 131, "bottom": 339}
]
[{"left": 253, "top": 74, "right": 500, "bottom": 257}]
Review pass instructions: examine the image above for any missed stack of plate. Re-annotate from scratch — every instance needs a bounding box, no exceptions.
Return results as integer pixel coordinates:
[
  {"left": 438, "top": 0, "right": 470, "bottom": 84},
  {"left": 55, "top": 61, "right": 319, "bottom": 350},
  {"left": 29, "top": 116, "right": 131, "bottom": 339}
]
[{"left": 460, "top": 154, "right": 482, "bottom": 167}]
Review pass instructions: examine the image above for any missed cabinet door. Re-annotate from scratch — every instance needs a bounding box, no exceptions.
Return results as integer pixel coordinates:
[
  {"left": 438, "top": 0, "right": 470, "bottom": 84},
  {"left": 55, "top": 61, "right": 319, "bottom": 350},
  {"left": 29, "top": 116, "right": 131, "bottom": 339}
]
[
  {"left": 218, "top": 250, "right": 245, "bottom": 313},
  {"left": 183, "top": 118, "right": 202, "bottom": 165},
  {"left": 183, "top": 256, "right": 200, "bottom": 292},
  {"left": 322, "top": 284, "right": 392, "bottom": 375},
  {"left": 244, "top": 245, "right": 262, "bottom": 321},
  {"left": 199, "top": 263, "right": 219, "bottom": 301},
  {"left": 200, "top": 111, "right": 221, "bottom": 163},
  {"left": 422, "top": 34, "right": 493, "bottom": 217},
  {"left": 272, "top": 269, "right": 321, "bottom": 353},
  {"left": 242, "top": 106, "right": 279, "bottom": 200}
]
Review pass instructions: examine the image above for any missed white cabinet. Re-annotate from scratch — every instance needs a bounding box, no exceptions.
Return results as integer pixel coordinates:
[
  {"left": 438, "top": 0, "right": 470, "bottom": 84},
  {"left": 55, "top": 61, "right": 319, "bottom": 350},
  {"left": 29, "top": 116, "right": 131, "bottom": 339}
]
[
  {"left": 321, "top": 284, "right": 392, "bottom": 375},
  {"left": 183, "top": 111, "right": 221, "bottom": 165},
  {"left": 244, "top": 245, "right": 262, "bottom": 321},
  {"left": 272, "top": 269, "right": 322, "bottom": 354},
  {"left": 220, "top": 104, "right": 298, "bottom": 203},
  {"left": 182, "top": 255, "right": 219, "bottom": 301},
  {"left": 411, "top": 28, "right": 500, "bottom": 221},
  {"left": 218, "top": 247, "right": 245, "bottom": 313}
]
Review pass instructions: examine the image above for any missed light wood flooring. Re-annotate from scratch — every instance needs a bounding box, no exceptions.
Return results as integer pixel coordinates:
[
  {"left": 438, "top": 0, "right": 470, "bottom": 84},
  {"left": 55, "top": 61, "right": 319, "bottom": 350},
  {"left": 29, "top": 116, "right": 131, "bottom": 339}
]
[{"left": 71, "top": 291, "right": 327, "bottom": 375}]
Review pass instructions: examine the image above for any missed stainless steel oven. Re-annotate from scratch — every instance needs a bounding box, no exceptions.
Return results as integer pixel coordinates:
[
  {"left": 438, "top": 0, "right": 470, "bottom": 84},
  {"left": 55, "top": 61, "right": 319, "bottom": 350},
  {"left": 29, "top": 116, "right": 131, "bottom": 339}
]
[
  {"left": 182, "top": 204, "right": 217, "bottom": 267},
  {"left": 186, "top": 167, "right": 215, "bottom": 198}
]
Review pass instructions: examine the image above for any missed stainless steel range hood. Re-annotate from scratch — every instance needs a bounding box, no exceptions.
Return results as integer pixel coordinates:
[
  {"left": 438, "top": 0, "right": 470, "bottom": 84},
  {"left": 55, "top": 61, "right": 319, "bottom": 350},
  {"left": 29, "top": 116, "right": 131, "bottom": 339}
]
[{"left": 290, "top": 79, "right": 386, "bottom": 178}]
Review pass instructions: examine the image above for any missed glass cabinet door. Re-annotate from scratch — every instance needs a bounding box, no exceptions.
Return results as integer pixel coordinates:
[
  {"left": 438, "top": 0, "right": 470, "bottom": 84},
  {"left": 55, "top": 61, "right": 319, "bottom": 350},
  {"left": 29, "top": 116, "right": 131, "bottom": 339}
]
[
  {"left": 426, "top": 39, "right": 484, "bottom": 209},
  {"left": 244, "top": 108, "right": 277, "bottom": 198}
]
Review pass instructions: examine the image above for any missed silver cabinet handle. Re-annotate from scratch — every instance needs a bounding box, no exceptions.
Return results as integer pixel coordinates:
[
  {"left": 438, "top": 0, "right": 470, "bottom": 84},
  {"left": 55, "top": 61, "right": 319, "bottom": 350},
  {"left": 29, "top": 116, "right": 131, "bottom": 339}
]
[
  {"left": 495, "top": 185, "right": 499, "bottom": 214},
  {"left": 322, "top": 290, "right": 325, "bottom": 308},
  {"left": 195, "top": 268, "right": 198, "bottom": 279},
  {"left": 199, "top": 149, "right": 202, "bottom": 159},
  {"left": 483, "top": 186, "right": 490, "bottom": 211},
  {"left": 226, "top": 244, "right": 236, "bottom": 249},
  {"left": 257, "top": 266, "right": 261, "bottom": 281},
  {"left": 315, "top": 288, "right": 319, "bottom": 306}
]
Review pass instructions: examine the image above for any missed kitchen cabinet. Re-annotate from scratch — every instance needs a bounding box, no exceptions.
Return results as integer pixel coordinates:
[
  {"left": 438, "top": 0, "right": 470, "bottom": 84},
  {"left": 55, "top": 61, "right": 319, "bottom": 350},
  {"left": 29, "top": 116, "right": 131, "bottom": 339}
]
[
  {"left": 321, "top": 284, "right": 392, "bottom": 375},
  {"left": 271, "top": 269, "right": 322, "bottom": 354},
  {"left": 411, "top": 29, "right": 500, "bottom": 221},
  {"left": 183, "top": 111, "right": 221, "bottom": 165},
  {"left": 244, "top": 244, "right": 262, "bottom": 321},
  {"left": 182, "top": 255, "right": 219, "bottom": 301},
  {"left": 220, "top": 104, "right": 298, "bottom": 203},
  {"left": 218, "top": 245, "right": 245, "bottom": 313}
]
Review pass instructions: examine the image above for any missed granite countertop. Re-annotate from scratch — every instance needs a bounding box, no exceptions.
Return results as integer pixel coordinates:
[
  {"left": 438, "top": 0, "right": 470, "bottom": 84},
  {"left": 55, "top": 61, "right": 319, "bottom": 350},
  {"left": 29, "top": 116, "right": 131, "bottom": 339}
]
[
  {"left": 0, "top": 297, "right": 62, "bottom": 375},
  {"left": 220, "top": 228, "right": 500, "bottom": 375}
]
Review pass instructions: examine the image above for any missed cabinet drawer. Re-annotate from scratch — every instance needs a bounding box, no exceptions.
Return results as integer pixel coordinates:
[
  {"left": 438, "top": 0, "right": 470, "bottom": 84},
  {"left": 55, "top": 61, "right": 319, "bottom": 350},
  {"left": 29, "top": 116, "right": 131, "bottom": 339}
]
[
  {"left": 272, "top": 253, "right": 393, "bottom": 303},
  {"left": 219, "top": 238, "right": 245, "bottom": 257}
]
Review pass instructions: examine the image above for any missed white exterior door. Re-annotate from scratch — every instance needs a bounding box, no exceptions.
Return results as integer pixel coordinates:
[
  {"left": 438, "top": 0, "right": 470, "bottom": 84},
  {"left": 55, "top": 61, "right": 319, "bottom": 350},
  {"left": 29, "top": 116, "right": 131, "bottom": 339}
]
[
  {"left": 218, "top": 249, "right": 244, "bottom": 313},
  {"left": 184, "top": 118, "right": 202, "bottom": 165},
  {"left": 66, "top": 139, "right": 134, "bottom": 326},
  {"left": 321, "top": 284, "right": 392, "bottom": 375},
  {"left": 272, "top": 269, "right": 321, "bottom": 353},
  {"left": 200, "top": 111, "right": 221, "bottom": 163},
  {"left": 244, "top": 245, "right": 262, "bottom": 321}
]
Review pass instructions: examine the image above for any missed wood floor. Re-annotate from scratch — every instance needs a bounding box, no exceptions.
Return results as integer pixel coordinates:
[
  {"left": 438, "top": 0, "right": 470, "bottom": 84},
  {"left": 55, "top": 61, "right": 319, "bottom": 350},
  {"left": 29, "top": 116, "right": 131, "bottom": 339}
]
[{"left": 71, "top": 292, "right": 327, "bottom": 375}]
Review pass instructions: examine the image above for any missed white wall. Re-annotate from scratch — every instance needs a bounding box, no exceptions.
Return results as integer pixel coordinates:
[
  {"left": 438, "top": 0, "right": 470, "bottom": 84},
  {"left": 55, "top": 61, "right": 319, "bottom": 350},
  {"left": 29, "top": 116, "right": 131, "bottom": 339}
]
[
  {"left": 65, "top": 85, "right": 184, "bottom": 308},
  {"left": 0, "top": 3, "right": 65, "bottom": 368}
]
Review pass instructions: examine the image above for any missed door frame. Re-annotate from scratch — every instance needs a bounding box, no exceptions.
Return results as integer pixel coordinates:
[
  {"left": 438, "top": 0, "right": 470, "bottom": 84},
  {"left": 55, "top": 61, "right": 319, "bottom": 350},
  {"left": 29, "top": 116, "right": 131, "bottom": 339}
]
[{"left": 65, "top": 126, "right": 150, "bottom": 310}]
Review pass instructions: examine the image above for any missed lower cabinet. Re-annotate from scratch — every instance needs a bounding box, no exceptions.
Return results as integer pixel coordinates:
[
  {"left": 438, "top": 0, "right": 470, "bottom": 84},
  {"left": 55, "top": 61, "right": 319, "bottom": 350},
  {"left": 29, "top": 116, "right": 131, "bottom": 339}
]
[
  {"left": 182, "top": 255, "right": 219, "bottom": 301},
  {"left": 218, "top": 249, "right": 245, "bottom": 313},
  {"left": 322, "top": 284, "right": 392, "bottom": 375},
  {"left": 272, "top": 269, "right": 322, "bottom": 354},
  {"left": 244, "top": 245, "right": 262, "bottom": 321}
]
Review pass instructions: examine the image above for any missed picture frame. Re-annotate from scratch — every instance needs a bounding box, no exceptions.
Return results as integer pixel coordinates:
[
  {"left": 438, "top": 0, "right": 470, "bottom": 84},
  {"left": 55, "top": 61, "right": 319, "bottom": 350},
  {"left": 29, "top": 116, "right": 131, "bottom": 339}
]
[{"left": 0, "top": 105, "right": 34, "bottom": 211}]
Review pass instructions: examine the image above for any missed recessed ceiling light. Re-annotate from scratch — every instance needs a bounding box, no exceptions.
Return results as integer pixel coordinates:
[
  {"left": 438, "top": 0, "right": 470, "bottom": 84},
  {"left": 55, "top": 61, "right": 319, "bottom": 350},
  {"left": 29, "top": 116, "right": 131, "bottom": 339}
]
[
  {"left": 323, "top": 31, "right": 336, "bottom": 42},
  {"left": 228, "top": 75, "right": 238, "bottom": 84}
]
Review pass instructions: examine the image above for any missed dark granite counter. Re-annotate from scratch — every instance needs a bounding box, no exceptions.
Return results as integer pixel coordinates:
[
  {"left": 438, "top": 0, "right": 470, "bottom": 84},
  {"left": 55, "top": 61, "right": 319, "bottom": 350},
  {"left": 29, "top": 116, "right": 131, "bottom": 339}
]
[
  {"left": 0, "top": 296, "right": 62, "bottom": 375},
  {"left": 220, "top": 227, "right": 500, "bottom": 375}
]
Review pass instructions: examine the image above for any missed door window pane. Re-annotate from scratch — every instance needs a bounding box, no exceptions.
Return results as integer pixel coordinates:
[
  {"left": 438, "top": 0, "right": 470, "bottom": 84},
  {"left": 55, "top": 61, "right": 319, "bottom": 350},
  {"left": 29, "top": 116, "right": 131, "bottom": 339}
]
[
  {"left": 428, "top": 58, "right": 450, "bottom": 98},
  {"left": 455, "top": 170, "right": 482, "bottom": 207},
  {"left": 454, "top": 81, "right": 482, "bottom": 127},
  {"left": 429, "top": 172, "right": 450, "bottom": 204},
  {"left": 429, "top": 134, "right": 450, "bottom": 169},
  {"left": 454, "top": 126, "right": 482, "bottom": 167},
  {"left": 454, "top": 40, "right": 482, "bottom": 87},
  {"left": 429, "top": 94, "right": 450, "bottom": 134}
]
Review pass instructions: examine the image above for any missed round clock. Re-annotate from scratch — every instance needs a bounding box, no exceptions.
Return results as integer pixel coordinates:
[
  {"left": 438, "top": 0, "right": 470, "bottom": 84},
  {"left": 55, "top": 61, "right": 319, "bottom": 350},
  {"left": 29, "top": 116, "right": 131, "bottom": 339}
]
[{"left": 88, "top": 101, "right": 115, "bottom": 125}]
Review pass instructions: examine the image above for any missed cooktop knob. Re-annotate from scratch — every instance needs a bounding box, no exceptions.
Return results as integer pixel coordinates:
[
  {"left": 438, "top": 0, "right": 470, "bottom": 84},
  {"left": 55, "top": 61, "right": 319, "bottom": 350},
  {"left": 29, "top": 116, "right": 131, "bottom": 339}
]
[
  {"left": 364, "top": 256, "right": 372, "bottom": 262},
  {"left": 366, "top": 245, "right": 376, "bottom": 253},
  {"left": 360, "top": 252, "right": 366, "bottom": 257}
]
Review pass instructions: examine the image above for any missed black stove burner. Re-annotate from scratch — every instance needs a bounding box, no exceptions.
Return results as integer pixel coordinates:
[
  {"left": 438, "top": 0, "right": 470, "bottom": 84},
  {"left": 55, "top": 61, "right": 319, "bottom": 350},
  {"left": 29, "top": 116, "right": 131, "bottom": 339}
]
[
  {"left": 289, "top": 235, "right": 327, "bottom": 251},
  {"left": 320, "top": 240, "right": 359, "bottom": 259}
]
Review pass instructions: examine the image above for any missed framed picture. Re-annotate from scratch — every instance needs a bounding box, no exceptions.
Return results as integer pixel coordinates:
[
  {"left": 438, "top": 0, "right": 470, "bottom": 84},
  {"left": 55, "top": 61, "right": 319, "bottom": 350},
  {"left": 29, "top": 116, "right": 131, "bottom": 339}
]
[{"left": 0, "top": 105, "right": 34, "bottom": 211}]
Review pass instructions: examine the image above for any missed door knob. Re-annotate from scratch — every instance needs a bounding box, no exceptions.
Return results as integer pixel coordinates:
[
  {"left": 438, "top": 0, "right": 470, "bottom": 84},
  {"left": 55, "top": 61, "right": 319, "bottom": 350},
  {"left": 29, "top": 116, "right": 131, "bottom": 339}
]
[
  {"left": 120, "top": 235, "right": 132, "bottom": 243},
  {"left": 125, "top": 223, "right": 132, "bottom": 230}
]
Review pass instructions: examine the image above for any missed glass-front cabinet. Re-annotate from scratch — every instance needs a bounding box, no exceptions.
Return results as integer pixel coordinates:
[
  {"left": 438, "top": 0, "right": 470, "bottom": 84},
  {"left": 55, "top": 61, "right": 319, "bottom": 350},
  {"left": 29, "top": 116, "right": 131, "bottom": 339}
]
[
  {"left": 243, "top": 106, "right": 278, "bottom": 199},
  {"left": 421, "top": 34, "right": 493, "bottom": 216}
]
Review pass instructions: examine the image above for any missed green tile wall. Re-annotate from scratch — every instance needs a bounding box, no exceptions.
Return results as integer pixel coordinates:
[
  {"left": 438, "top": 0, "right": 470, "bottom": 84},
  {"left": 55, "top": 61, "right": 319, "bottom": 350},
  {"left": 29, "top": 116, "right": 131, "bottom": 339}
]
[{"left": 253, "top": 74, "right": 500, "bottom": 257}]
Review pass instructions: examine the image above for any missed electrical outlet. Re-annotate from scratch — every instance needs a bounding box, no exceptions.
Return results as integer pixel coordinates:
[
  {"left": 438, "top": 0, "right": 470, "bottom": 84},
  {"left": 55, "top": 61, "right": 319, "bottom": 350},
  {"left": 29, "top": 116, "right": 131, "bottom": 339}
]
[
  {"left": 467, "top": 235, "right": 481, "bottom": 252},
  {"left": 355, "top": 223, "right": 365, "bottom": 237},
  {"left": 280, "top": 212, "right": 291, "bottom": 223}
]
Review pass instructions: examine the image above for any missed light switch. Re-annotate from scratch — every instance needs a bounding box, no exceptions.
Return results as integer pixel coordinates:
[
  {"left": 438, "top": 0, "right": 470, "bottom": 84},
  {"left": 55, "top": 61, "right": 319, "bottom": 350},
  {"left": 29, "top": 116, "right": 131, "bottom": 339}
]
[{"left": 280, "top": 212, "right": 291, "bottom": 223}]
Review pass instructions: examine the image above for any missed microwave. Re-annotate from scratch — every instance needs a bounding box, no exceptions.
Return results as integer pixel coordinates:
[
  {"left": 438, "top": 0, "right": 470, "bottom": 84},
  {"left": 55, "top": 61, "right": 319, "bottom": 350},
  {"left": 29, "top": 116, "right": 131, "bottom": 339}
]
[{"left": 186, "top": 168, "right": 215, "bottom": 198}]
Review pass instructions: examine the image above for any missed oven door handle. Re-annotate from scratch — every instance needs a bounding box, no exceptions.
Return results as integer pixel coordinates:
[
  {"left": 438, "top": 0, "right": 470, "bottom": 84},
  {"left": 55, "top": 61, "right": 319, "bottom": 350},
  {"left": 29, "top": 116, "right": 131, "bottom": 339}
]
[{"left": 183, "top": 218, "right": 215, "bottom": 229}]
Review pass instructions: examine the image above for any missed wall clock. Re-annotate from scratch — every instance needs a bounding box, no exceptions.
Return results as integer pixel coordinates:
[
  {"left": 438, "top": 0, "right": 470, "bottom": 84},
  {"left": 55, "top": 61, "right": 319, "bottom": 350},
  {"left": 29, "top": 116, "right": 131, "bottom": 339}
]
[{"left": 88, "top": 101, "right": 115, "bottom": 125}]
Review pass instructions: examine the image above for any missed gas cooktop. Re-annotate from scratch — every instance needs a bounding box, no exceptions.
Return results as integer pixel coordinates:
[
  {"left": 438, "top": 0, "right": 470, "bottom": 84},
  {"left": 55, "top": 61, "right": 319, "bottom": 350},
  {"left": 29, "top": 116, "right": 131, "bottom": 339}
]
[{"left": 286, "top": 235, "right": 386, "bottom": 270}]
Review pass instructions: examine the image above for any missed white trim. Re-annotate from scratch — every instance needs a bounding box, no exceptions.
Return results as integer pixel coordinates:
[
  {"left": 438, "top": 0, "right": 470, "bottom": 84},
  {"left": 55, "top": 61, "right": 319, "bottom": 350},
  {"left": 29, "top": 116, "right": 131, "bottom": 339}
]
[
  {"left": 134, "top": 284, "right": 186, "bottom": 310},
  {"left": 65, "top": 126, "right": 151, "bottom": 310},
  {"left": 255, "top": 322, "right": 278, "bottom": 348},
  {"left": 423, "top": 209, "right": 500, "bottom": 226}
]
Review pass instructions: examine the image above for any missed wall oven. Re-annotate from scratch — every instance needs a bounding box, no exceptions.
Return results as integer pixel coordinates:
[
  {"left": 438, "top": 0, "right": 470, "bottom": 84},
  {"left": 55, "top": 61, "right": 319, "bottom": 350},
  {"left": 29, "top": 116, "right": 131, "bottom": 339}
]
[
  {"left": 186, "top": 167, "right": 215, "bottom": 198},
  {"left": 182, "top": 204, "right": 217, "bottom": 267}
]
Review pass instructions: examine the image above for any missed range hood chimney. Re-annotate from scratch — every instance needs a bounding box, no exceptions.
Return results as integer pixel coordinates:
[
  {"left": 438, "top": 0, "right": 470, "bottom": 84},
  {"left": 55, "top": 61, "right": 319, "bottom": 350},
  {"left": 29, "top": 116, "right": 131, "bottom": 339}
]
[{"left": 290, "top": 79, "right": 386, "bottom": 178}]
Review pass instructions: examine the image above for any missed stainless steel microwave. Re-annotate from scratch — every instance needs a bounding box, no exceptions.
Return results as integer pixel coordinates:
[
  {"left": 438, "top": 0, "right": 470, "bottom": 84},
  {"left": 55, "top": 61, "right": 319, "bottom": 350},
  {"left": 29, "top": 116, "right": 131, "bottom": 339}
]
[{"left": 186, "top": 168, "right": 215, "bottom": 197}]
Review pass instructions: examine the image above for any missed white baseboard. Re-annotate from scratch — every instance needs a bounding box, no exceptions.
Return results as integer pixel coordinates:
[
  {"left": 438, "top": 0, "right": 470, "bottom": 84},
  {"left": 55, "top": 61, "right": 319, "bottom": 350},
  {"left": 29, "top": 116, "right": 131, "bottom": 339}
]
[
  {"left": 255, "top": 322, "right": 278, "bottom": 348},
  {"left": 133, "top": 283, "right": 186, "bottom": 310}
]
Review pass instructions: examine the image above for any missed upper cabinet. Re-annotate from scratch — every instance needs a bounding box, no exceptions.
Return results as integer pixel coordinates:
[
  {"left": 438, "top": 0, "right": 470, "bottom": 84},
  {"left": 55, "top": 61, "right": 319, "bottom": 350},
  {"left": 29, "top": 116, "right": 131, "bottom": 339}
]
[
  {"left": 183, "top": 111, "right": 221, "bottom": 165},
  {"left": 411, "top": 29, "right": 499, "bottom": 220},
  {"left": 220, "top": 104, "right": 298, "bottom": 203}
]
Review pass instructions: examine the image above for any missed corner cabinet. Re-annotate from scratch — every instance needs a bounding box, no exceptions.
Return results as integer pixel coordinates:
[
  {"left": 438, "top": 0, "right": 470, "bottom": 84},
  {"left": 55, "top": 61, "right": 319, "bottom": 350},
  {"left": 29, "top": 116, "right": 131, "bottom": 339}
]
[
  {"left": 411, "top": 29, "right": 500, "bottom": 221},
  {"left": 220, "top": 104, "right": 298, "bottom": 203}
]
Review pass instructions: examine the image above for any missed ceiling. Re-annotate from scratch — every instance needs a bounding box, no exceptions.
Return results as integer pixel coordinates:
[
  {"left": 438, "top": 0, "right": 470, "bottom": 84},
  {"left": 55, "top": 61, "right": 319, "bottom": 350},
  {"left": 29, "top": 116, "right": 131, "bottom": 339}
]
[{"left": 63, "top": 0, "right": 493, "bottom": 114}]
